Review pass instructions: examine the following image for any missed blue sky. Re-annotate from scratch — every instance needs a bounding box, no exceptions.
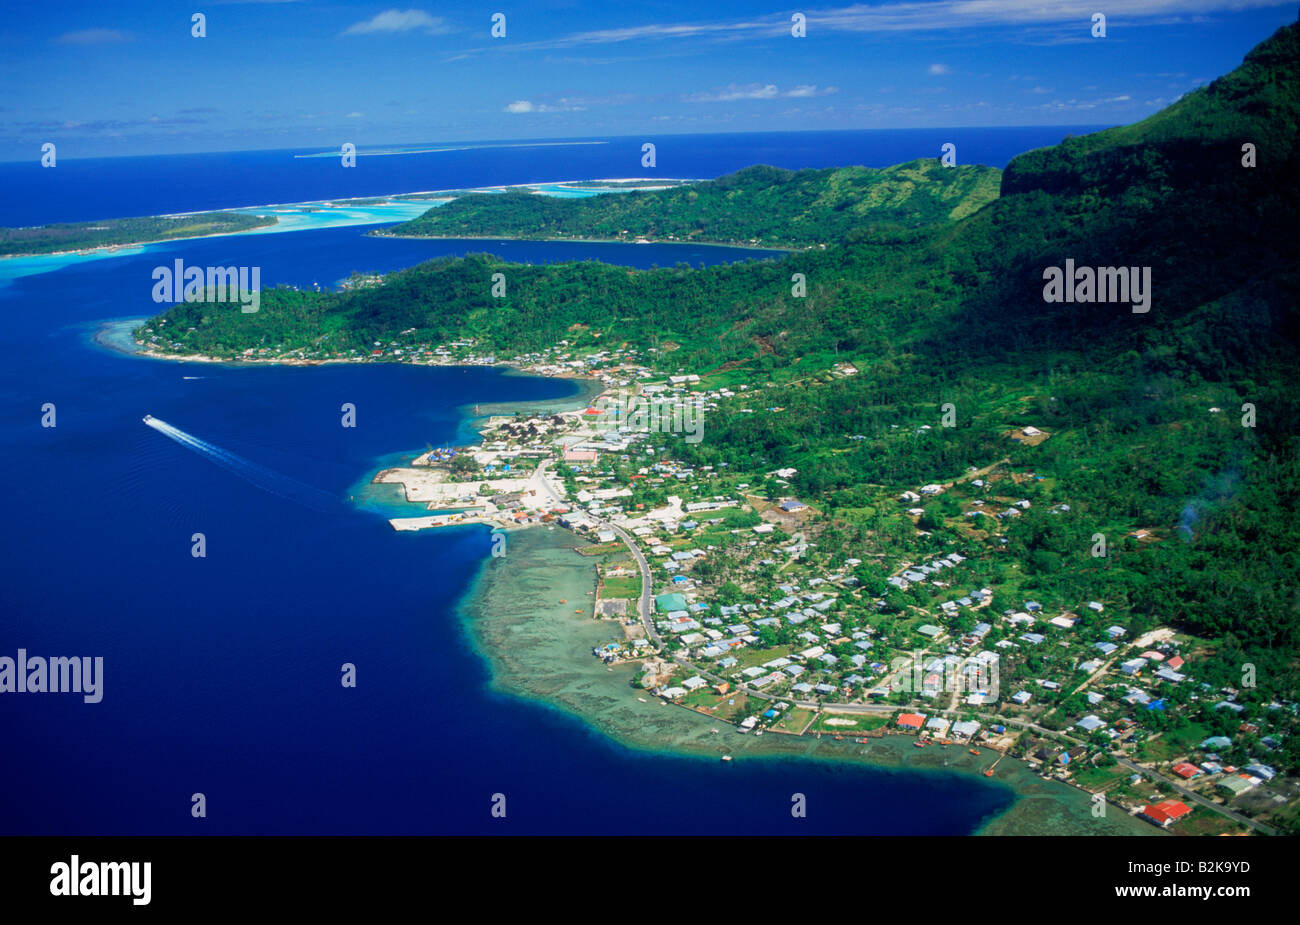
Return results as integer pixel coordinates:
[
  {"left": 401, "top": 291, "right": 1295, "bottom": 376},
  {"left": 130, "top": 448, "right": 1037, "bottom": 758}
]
[{"left": 1, "top": 0, "right": 1295, "bottom": 159}]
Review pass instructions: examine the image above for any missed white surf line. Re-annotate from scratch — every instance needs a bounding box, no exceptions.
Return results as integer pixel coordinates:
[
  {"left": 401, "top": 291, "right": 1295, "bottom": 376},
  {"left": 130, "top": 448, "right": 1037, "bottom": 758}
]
[{"left": 143, "top": 415, "right": 335, "bottom": 511}]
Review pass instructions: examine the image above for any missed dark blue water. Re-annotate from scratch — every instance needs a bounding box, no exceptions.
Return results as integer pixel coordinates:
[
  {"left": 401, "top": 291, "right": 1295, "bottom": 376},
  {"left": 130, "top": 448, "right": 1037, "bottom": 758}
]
[
  {"left": 0, "top": 127, "right": 1108, "bottom": 226},
  {"left": 0, "top": 223, "right": 786, "bottom": 295},
  {"left": 0, "top": 142, "right": 1021, "bottom": 834}
]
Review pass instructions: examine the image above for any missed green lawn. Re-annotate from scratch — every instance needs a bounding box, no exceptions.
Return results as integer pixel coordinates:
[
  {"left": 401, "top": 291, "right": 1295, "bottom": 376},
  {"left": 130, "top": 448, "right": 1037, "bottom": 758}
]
[
  {"left": 732, "top": 645, "right": 795, "bottom": 670},
  {"left": 772, "top": 707, "right": 815, "bottom": 734},
  {"left": 1176, "top": 812, "right": 1245, "bottom": 836},
  {"left": 1138, "top": 722, "right": 1210, "bottom": 763},
  {"left": 601, "top": 575, "right": 642, "bottom": 599},
  {"left": 1071, "top": 764, "right": 1129, "bottom": 792}
]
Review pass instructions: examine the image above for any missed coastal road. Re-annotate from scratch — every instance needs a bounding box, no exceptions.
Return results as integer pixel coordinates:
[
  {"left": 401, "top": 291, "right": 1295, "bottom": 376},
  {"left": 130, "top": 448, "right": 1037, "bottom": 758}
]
[{"left": 601, "top": 521, "right": 660, "bottom": 648}]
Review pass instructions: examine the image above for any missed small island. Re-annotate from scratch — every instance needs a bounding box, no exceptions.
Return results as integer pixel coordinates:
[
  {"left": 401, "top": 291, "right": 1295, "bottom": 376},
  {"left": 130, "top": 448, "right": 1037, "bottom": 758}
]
[{"left": 0, "top": 211, "right": 277, "bottom": 258}]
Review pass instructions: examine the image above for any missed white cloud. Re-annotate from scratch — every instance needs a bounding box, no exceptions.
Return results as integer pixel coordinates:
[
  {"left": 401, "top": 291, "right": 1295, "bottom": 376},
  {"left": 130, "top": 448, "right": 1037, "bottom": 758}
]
[
  {"left": 786, "top": 84, "right": 839, "bottom": 97},
  {"left": 554, "top": 94, "right": 624, "bottom": 107},
  {"left": 342, "top": 10, "right": 453, "bottom": 36},
  {"left": 515, "top": 20, "right": 772, "bottom": 51},
  {"left": 813, "top": 1, "right": 1292, "bottom": 33},
  {"left": 688, "top": 83, "right": 837, "bottom": 102},
  {"left": 492, "top": 1, "right": 1291, "bottom": 53},
  {"left": 692, "top": 83, "right": 779, "bottom": 102},
  {"left": 503, "top": 100, "right": 587, "bottom": 113},
  {"left": 928, "top": 63, "right": 950, "bottom": 75},
  {"left": 55, "top": 28, "right": 132, "bottom": 45},
  {"left": 1039, "top": 93, "right": 1138, "bottom": 111}
]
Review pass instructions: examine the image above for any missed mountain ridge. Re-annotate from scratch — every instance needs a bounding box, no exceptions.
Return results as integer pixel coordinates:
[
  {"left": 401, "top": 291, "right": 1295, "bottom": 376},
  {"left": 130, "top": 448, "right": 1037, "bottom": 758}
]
[{"left": 383, "top": 158, "right": 1002, "bottom": 249}]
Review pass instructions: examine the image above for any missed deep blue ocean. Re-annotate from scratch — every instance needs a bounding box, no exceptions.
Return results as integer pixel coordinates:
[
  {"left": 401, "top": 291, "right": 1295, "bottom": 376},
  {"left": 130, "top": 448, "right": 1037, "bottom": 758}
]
[{"left": 0, "top": 130, "right": 1057, "bottom": 834}]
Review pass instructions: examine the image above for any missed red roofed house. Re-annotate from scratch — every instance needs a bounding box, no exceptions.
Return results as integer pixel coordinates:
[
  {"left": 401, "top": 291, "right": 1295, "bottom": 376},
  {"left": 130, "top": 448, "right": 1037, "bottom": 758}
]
[
  {"left": 1172, "top": 761, "right": 1203, "bottom": 779},
  {"left": 1166, "top": 655, "right": 1185, "bottom": 671},
  {"left": 1140, "top": 800, "right": 1192, "bottom": 827},
  {"left": 563, "top": 449, "right": 598, "bottom": 463},
  {"left": 896, "top": 713, "right": 927, "bottom": 731}
]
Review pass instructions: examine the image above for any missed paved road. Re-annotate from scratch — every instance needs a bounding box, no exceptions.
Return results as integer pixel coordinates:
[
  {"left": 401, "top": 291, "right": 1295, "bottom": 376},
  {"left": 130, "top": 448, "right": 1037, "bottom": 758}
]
[
  {"left": 535, "top": 459, "right": 662, "bottom": 648},
  {"left": 602, "top": 521, "right": 660, "bottom": 647}
]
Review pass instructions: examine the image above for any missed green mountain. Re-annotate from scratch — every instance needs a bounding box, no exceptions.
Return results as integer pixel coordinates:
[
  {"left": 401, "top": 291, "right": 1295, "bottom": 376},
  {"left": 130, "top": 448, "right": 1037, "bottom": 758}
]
[
  {"left": 383, "top": 159, "right": 1001, "bottom": 248},
  {"left": 950, "top": 16, "right": 1300, "bottom": 355},
  {"left": 0, "top": 211, "right": 275, "bottom": 257}
]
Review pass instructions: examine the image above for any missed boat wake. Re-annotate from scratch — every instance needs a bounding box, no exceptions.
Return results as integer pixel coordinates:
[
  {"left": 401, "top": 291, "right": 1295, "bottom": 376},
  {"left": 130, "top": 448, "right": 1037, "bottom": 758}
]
[{"left": 143, "top": 415, "right": 335, "bottom": 511}]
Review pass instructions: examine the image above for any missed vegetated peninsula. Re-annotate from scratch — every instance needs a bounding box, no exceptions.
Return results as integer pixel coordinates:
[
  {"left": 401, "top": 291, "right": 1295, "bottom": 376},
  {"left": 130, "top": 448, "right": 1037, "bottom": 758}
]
[
  {"left": 379, "top": 159, "right": 1001, "bottom": 248},
  {"left": 145, "top": 20, "right": 1300, "bottom": 835},
  {"left": 133, "top": 160, "right": 998, "bottom": 360},
  {"left": 0, "top": 211, "right": 276, "bottom": 258}
]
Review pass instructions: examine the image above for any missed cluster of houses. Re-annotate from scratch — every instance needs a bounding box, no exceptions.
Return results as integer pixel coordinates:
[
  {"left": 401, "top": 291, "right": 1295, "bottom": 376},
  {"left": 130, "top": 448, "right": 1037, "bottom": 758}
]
[
  {"left": 887, "top": 552, "right": 970, "bottom": 592},
  {"left": 895, "top": 712, "right": 985, "bottom": 741},
  {"left": 645, "top": 555, "right": 1026, "bottom": 708},
  {"left": 381, "top": 347, "right": 1297, "bottom": 832}
]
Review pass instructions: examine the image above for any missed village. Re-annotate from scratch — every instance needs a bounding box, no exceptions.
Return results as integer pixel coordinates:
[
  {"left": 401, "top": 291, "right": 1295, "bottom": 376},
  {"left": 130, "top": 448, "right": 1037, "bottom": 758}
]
[{"left": 364, "top": 339, "right": 1298, "bottom": 837}]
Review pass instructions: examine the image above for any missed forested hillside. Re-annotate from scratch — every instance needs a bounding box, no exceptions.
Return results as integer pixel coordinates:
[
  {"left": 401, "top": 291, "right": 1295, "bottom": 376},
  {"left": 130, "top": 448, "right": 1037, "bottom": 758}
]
[
  {"left": 0, "top": 211, "right": 275, "bottom": 256},
  {"left": 383, "top": 160, "right": 1001, "bottom": 248}
]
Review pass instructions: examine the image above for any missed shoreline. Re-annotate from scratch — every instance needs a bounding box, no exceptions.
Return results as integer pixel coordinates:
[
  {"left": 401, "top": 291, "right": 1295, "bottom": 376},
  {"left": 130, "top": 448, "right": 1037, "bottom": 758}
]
[
  {"left": 152, "top": 177, "right": 700, "bottom": 215},
  {"left": 455, "top": 526, "right": 1159, "bottom": 837},
  {"left": 100, "top": 318, "right": 616, "bottom": 380},
  {"left": 372, "top": 229, "right": 799, "bottom": 253},
  {"left": 0, "top": 177, "right": 703, "bottom": 262},
  {"left": 0, "top": 217, "right": 281, "bottom": 263}
]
